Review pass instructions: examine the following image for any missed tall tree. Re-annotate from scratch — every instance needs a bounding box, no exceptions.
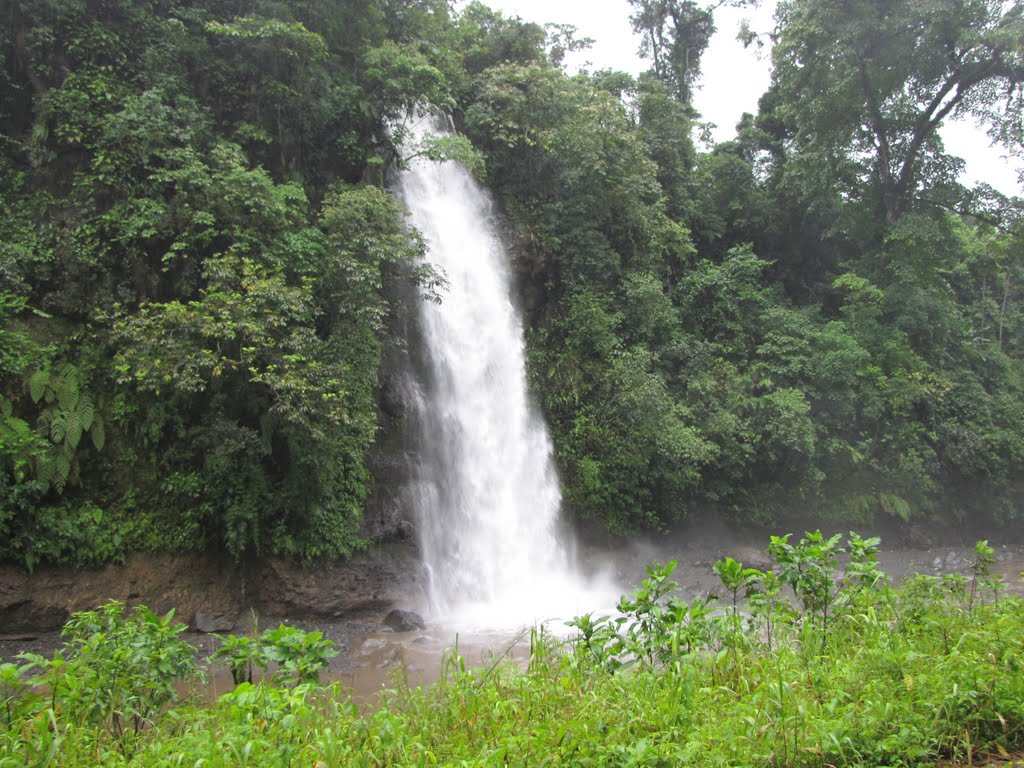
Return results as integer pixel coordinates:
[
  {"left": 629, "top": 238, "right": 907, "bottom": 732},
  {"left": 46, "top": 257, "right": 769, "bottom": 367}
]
[
  {"left": 769, "top": 0, "right": 1024, "bottom": 224},
  {"left": 627, "top": 0, "right": 717, "bottom": 104}
]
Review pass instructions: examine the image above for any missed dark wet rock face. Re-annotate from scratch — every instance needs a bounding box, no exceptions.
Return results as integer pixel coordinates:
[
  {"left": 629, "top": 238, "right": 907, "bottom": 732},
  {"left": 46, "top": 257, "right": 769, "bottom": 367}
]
[
  {"left": 255, "top": 543, "right": 420, "bottom": 619},
  {"left": 0, "top": 554, "right": 244, "bottom": 635},
  {"left": 384, "top": 608, "right": 426, "bottom": 632},
  {"left": 0, "top": 600, "right": 67, "bottom": 635},
  {"left": 360, "top": 483, "right": 413, "bottom": 544},
  {"left": 0, "top": 541, "right": 423, "bottom": 637},
  {"left": 361, "top": 344, "right": 417, "bottom": 546}
]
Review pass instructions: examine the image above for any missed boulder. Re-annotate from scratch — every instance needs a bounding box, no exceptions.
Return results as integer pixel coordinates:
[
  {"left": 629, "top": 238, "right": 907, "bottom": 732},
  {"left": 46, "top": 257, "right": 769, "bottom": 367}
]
[
  {"left": 384, "top": 608, "right": 425, "bottom": 632},
  {"left": 193, "top": 611, "right": 236, "bottom": 634}
]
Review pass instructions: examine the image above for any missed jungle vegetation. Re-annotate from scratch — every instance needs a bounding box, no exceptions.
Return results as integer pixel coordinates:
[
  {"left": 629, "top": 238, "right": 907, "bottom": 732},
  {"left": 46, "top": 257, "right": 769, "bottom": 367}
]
[{"left": 1, "top": 0, "right": 1023, "bottom": 566}]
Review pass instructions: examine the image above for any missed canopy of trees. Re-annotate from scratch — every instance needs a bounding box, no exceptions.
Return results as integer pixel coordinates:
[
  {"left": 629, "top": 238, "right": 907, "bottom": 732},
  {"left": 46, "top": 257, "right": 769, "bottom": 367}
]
[{"left": 1, "top": 0, "right": 1022, "bottom": 567}]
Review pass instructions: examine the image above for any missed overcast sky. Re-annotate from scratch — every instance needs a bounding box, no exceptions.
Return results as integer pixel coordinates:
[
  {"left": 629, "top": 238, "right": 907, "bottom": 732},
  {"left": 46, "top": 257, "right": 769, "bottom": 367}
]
[{"left": 461, "top": 0, "right": 1023, "bottom": 196}]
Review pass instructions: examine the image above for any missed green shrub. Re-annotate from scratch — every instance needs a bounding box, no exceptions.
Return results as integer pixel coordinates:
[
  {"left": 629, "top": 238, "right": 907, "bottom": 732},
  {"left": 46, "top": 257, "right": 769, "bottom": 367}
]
[{"left": 212, "top": 623, "right": 338, "bottom": 686}]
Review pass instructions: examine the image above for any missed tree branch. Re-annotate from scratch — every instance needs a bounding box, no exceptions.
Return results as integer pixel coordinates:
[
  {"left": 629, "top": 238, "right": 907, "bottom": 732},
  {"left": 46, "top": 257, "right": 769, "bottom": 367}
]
[
  {"left": 858, "top": 61, "right": 897, "bottom": 216},
  {"left": 893, "top": 58, "right": 1009, "bottom": 212}
]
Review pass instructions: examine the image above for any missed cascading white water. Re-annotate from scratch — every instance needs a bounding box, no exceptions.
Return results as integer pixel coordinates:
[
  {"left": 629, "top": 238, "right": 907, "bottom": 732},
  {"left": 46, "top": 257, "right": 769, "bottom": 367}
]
[{"left": 395, "top": 114, "right": 607, "bottom": 628}]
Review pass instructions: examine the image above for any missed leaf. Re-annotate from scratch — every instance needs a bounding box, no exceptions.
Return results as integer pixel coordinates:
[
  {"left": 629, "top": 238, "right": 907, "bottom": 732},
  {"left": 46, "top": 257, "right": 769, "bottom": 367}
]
[
  {"left": 50, "top": 414, "right": 67, "bottom": 444},
  {"left": 53, "top": 454, "right": 71, "bottom": 492},
  {"left": 879, "top": 493, "right": 911, "bottom": 522},
  {"left": 61, "top": 376, "right": 80, "bottom": 411},
  {"left": 91, "top": 417, "right": 106, "bottom": 452},
  {"left": 79, "top": 397, "right": 95, "bottom": 430},
  {"left": 37, "top": 456, "right": 54, "bottom": 486},
  {"left": 66, "top": 411, "right": 83, "bottom": 450},
  {"left": 29, "top": 369, "right": 48, "bottom": 403}
]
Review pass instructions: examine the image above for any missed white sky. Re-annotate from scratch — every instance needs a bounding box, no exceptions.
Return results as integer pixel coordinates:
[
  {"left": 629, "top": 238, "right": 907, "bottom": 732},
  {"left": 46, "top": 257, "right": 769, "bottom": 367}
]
[{"left": 460, "top": 0, "right": 1023, "bottom": 196}]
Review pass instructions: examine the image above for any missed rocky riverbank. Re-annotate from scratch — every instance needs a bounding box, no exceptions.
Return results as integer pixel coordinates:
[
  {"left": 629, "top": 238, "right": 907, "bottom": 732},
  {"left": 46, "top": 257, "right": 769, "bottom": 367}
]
[{"left": 0, "top": 540, "right": 422, "bottom": 640}]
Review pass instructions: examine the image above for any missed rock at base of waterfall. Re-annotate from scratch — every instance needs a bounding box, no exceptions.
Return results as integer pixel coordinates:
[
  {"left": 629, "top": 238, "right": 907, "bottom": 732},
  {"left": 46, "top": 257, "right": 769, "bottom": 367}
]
[
  {"left": 384, "top": 608, "right": 425, "bottom": 632},
  {"left": 194, "top": 611, "right": 236, "bottom": 634}
]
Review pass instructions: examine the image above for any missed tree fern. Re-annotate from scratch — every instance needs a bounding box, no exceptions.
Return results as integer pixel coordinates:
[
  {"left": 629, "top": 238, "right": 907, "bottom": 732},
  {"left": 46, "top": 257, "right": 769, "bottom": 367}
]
[
  {"left": 54, "top": 364, "right": 79, "bottom": 410},
  {"left": 36, "top": 454, "right": 54, "bottom": 486},
  {"left": 0, "top": 396, "right": 40, "bottom": 481},
  {"left": 53, "top": 453, "right": 71, "bottom": 493}
]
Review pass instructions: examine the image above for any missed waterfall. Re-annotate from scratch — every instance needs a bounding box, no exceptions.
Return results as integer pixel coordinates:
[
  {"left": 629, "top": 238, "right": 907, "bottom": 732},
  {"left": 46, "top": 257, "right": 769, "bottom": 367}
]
[{"left": 394, "top": 114, "right": 603, "bottom": 628}]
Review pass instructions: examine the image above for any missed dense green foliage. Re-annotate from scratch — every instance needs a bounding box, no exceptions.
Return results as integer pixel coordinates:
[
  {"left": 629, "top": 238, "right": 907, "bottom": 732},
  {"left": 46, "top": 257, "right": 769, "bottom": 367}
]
[
  {"left": 0, "top": 0, "right": 461, "bottom": 563},
  {"left": 1, "top": 0, "right": 1023, "bottom": 563},
  {"left": 458, "top": 0, "right": 1024, "bottom": 533},
  {"left": 2, "top": 538, "right": 1023, "bottom": 766}
]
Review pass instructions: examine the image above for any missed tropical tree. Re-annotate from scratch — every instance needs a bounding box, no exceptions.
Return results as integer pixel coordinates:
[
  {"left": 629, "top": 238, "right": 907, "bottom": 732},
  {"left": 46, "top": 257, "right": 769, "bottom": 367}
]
[
  {"left": 627, "top": 0, "right": 718, "bottom": 104},
  {"left": 768, "top": 0, "right": 1024, "bottom": 223}
]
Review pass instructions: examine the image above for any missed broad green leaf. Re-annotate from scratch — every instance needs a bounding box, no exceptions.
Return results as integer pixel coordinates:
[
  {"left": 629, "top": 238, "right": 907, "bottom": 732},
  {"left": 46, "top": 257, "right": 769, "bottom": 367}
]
[{"left": 29, "top": 369, "right": 48, "bottom": 403}]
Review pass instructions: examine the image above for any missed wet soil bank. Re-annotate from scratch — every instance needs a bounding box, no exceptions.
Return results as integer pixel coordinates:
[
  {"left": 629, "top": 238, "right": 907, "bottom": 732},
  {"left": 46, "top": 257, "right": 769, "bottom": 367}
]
[{"left": 0, "top": 540, "right": 421, "bottom": 649}]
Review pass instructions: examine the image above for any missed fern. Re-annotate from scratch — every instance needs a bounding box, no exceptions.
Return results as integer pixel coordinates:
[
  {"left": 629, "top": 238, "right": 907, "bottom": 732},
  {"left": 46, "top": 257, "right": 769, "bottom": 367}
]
[
  {"left": 53, "top": 453, "right": 71, "bottom": 492},
  {"left": 6, "top": 418, "right": 31, "bottom": 441},
  {"left": 80, "top": 397, "right": 95, "bottom": 430},
  {"left": 37, "top": 454, "right": 54, "bottom": 486},
  {"left": 63, "top": 378, "right": 80, "bottom": 411},
  {"left": 50, "top": 414, "right": 67, "bottom": 444},
  {"left": 834, "top": 492, "right": 875, "bottom": 522},
  {"left": 0, "top": 397, "right": 38, "bottom": 478},
  {"left": 24, "top": 363, "right": 106, "bottom": 492},
  {"left": 879, "top": 492, "right": 912, "bottom": 521},
  {"left": 66, "top": 411, "right": 83, "bottom": 450},
  {"left": 29, "top": 369, "right": 48, "bottom": 403},
  {"left": 54, "top": 364, "right": 80, "bottom": 410},
  {"left": 91, "top": 417, "right": 106, "bottom": 451}
]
